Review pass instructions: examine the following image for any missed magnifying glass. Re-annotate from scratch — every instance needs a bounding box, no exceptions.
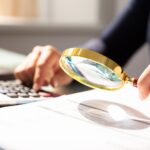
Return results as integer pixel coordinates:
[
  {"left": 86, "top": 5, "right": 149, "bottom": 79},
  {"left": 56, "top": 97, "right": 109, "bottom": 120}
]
[{"left": 59, "top": 48, "right": 137, "bottom": 90}]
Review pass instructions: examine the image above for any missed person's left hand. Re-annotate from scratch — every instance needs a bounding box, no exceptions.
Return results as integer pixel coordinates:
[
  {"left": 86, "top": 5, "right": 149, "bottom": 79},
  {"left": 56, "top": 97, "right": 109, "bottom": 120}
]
[{"left": 14, "top": 45, "right": 73, "bottom": 91}]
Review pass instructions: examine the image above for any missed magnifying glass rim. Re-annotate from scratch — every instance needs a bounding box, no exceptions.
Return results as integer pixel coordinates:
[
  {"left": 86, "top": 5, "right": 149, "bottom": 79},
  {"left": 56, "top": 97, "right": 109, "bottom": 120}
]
[{"left": 59, "top": 48, "right": 129, "bottom": 90}]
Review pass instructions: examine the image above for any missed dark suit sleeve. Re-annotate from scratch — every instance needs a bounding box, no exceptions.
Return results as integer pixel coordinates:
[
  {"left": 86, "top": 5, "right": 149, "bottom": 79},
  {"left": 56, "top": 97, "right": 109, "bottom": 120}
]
[{"left": 83, "top": 0, "right": 150, "bottom": 66}]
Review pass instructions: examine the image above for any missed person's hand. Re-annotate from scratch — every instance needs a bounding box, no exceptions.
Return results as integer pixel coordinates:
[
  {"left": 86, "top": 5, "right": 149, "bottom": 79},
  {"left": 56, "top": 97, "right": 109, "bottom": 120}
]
[
  {"left": 14, "top": 45, "right": 73, "bottom": 91},
  {"left": 137, "top": 65, "right": 150, "bottom": 99}
]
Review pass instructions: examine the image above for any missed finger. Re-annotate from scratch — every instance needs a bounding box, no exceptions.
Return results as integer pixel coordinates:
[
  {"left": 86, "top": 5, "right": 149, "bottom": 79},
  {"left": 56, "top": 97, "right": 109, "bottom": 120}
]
[
  {"left": 33, "top": 46, "right": 60, "bottom": 90},
  {"left": 33, "top": 65, "right": 54, "bottom": 90},
  {"left": 50, "top": 69, "right": 73, "bottom": 87},
  {"left": 23, "top": 46, "right": 42, "bottom": 82},
  {"left": 14, "top": 46, "right": 42, "bottom": 84},
  {"left": 14, "top": 61, "right": 32, "bottom": 85},
  {"left": 137, "top": 65, "right": 150, "bottom": 99},
  {"left": 36, "top": 46, "right": 60, "bottom": 69}
]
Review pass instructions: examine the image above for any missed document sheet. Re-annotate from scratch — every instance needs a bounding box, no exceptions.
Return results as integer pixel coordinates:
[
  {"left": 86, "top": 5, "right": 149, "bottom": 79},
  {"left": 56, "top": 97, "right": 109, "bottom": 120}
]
[{"left": 0, "top": 84, "right": 150, "bottom": 150}]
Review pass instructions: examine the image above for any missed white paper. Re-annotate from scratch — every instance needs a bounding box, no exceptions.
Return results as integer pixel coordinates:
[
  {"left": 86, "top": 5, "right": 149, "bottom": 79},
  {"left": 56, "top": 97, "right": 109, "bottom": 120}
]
[{"left": 0, "top": 84, "right": 150, "bottom": 150}]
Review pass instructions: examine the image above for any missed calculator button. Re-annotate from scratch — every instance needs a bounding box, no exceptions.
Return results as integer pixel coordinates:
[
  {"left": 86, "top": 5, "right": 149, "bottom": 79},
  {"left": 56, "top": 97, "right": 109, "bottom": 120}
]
[
  {"left": 6, "top": 93, "right": 18, "bottom": 98},
  {"left": 28, "top": 93, "right": 40, "bottom": 97},
  {"left": 20, "top": 89, "right": 29, "bottom": 93},
  {"left": 18, "top": 93, "right": 29, "bottom": 98},
  {"left": 8, "top": 89, "right": 17, "bottom": 93},
  {"left": 0, "top": 89, "right": 8, "bottom": 94}
]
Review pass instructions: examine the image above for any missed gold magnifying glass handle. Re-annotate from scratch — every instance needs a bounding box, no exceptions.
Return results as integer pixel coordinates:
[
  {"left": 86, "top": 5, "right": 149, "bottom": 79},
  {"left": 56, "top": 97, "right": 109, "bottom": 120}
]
[{"left": 128, "top": 77, "right": 138, "bottom": 87}]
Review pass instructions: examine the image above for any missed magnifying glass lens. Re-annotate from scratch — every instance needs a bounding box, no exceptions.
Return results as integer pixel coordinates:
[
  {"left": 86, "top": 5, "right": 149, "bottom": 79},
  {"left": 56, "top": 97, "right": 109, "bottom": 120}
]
[{"left": 61, "top": 55, "right": 123, "bottom": 90}]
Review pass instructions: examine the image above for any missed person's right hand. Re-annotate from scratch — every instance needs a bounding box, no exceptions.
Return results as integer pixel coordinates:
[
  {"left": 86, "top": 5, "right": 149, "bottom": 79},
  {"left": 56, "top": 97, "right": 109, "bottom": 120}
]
[
  {"left": 14, "top": 45, "right": 73, "bottom": 91},
  {"left": 137, "top": 65, "right": 150, "bottom": 100}
]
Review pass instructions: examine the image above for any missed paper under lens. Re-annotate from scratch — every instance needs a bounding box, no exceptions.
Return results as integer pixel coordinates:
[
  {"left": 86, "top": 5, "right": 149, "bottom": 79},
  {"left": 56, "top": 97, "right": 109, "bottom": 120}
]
[{"left": 61, "top": 56, "right": 122, "bottom": 89}]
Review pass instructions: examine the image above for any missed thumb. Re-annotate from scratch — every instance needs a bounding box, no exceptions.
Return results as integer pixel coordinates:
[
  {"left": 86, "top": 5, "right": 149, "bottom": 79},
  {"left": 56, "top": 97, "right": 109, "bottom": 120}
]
[{"left": 51, "top": 69, "right": 73, "bottom": 87}]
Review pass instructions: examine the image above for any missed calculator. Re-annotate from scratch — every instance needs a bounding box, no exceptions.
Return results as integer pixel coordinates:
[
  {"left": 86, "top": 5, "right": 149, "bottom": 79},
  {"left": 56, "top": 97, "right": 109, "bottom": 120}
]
[{"left": 0, "top": 79, "right": 60, "bottom": 106}]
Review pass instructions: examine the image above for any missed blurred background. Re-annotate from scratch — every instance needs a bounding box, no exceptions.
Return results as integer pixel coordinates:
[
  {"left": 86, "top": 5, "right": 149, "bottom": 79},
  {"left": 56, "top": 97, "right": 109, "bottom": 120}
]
[{"left": 0, "top": 0, "right": 149, "bottom": 77}]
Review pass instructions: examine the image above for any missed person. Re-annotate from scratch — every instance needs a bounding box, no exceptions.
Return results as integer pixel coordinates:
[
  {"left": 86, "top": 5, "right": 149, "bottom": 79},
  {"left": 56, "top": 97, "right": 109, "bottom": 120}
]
[{"left": 14, "top": 0, "right": 150, "bottom": 100}]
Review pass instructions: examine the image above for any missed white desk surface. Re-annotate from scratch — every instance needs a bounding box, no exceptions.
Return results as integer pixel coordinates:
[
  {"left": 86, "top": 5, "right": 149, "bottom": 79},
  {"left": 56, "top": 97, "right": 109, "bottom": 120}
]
[
  {"left": 0, "top": 84, "right": 149, "bottom": 150},
  {"left": 0, "top": 48, "right": 25, "bottom": 75}
]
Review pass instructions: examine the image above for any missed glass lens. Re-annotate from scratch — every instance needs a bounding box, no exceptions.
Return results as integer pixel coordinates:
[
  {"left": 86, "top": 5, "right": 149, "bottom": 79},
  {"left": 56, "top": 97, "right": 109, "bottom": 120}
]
[{"left": 60, "top": 56, "right": 123, "bottom": 90}]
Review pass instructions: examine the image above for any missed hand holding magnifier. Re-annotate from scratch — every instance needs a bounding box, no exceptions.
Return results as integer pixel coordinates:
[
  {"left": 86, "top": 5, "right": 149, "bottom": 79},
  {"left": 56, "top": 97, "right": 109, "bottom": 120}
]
[{"left": 59, "top": 48, "right": 137, "bottom": 90}]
